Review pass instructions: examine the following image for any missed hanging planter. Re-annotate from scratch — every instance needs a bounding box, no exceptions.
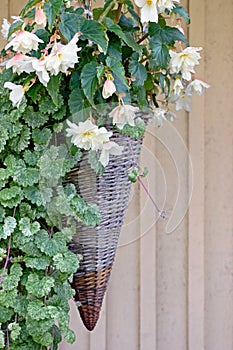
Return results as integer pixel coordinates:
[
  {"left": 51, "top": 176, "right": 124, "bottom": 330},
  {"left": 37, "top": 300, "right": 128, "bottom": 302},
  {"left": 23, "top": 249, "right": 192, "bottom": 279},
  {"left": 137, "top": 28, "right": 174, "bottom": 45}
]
[
  {"left": 0, "top": 0, "right": 209, "bottom": 347},
  {"left": 66, "top": 130, "right": 143, "bottom": 330}
]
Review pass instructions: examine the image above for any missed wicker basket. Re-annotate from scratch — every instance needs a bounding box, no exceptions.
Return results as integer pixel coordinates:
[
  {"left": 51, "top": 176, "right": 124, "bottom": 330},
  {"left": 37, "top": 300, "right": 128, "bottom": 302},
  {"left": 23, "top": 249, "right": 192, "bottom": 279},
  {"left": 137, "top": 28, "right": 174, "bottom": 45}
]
[{"left": 66, "top": 131, "right": 143, "bottom": 331}]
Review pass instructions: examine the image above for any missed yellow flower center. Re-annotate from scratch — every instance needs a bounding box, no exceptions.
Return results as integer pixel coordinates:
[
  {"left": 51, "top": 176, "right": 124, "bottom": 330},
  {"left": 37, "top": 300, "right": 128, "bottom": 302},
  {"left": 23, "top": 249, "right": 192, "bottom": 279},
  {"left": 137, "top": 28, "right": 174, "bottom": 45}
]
[
  {"left": 83, "top": 131, "right": 94, "bottom": 137},
  {"left": 146, "top": 0, "right": 153, "bottom": 5}
]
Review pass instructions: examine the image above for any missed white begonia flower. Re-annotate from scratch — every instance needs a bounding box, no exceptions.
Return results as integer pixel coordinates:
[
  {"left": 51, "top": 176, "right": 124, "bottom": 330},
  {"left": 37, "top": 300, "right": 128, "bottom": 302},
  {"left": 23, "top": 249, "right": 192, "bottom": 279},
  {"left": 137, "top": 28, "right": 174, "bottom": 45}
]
[
  {"left": 186, "top": 79, "right": 210, "bottom": 96},
  {"left": 102, "top": 79, "right": 116, "bottom": 99},
  {"left": 169, "top": 47, "right": 202, "bottom": 81},
  {"left": 4, "top": 82, "right": 25, "bottom": 108},
  {"left": 157, "top": 0, "right": 179, "bottom": 13},
  {"left": 1, "top": 18, "right": 10, "bottom": 40},
  {"left": 31, "top": 56, "right": 50, "bottom": 86},
  {"left": 5, "top": 30, "right": 44, "bottom": 54},
  {"left": 4, "top": 53, "right": 35, "bottom": 74},
  {"left": 151, "top": 107, "right": 167, "bottom": 127},
  {"left": 99, "top": 141, "right": 124, "bottom": 167},
  {"left": 174, "top": 93, "right": 192, "bottom": 112},
  {"left": 66, "top": 119, "right": 112, "bottom": 151},
  {"left": 45, "top": 34, "right": 81, "bottom": 76},
  {"left": 109, "top": 105, "right": 140, "bottom": 130},
  {"left": 134, "top": 0, "right": 158, "bottom": 23},
  {"left": 172, "top": 77, "right": 184, "bottom": 96}
]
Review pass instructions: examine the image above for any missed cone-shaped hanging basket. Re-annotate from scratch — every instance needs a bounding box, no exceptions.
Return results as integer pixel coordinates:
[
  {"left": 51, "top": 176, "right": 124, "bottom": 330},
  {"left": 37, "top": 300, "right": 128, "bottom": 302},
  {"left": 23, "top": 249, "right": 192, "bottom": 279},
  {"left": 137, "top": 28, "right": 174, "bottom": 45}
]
[{"left": 67, "top": 131, "right": 143, "bottom": 331}]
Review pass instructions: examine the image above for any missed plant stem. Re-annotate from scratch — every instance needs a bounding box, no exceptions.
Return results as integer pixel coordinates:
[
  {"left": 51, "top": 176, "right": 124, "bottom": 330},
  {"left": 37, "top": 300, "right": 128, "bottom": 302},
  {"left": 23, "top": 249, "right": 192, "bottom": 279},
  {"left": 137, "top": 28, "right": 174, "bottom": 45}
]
[
  {"left": 0, "top": 236, "right": 12, "bottom": 286},
  {"left": 6, "top": 323, "right": 10, "bottom": 350},
  {"left": 137, "top": 32, "right": 149, "bottom": 44},
  {"left": 115, "top": 1, "right": 123, "bottom": 23}
]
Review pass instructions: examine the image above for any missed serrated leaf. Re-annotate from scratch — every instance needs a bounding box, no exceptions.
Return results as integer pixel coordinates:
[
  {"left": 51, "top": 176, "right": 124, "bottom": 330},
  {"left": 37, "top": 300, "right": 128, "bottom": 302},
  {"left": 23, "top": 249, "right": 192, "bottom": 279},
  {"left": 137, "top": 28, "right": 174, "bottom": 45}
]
[
  {"left": 47, "top": 73, "right": 61, "bottom": 106},
  {"left": 53, "top": 252, "right": 79, "bottom": 275},
  {"left": 104, "top": 17, "right": 142, "bottom": 53},
  {"left": 26, "top": 273, "right": 55, "bottom": 298},
  {"left": 44, "top": 0, "right": 63, "bottom": 30},
  {"left": 88, "top": 150, "right": 104, "bottom": 175},
  {"left": 149, "top": 37, "right": 169, "bottom": 68},
  {"left": 80, "top": 20, "right": 108, "bottom": 53},
  {"left": 172, "top": 4, "right": 190, "bottom": 24},
  {"left": 80, "top": 61, "right": 98, "bottom": 105},
  {"left": 149, "top": 22, "right": 189, "bottom": 46},
  {"left": 59, "top": 13, "right": 83, "bottom": 41},
  {"left": 129, "top": 53, "right": 147, "bottom": 86},
  {"left": 68, "top": 87, "right": 89, "bottom": 121},
  {"left": 24, "top": 255, "right": 51, "bottom": 270},
  {"left": 2, "top": 216, "right": 17, "bottom": 239},
  {"left": 0, "top": 305, "right": 14, "bottom": 323}
]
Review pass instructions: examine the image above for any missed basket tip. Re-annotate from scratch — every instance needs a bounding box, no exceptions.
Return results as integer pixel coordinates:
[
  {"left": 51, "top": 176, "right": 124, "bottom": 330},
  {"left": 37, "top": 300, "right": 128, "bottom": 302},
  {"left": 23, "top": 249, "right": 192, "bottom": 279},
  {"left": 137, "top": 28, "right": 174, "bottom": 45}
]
[{"left": 78, "top": 304, "right": 101, "bottom": 331}]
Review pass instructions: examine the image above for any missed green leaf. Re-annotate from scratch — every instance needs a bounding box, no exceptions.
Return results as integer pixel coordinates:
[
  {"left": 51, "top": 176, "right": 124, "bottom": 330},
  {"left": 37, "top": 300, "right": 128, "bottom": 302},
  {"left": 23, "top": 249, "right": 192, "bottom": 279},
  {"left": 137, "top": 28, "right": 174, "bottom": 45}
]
[
  {"left": 53, "top": 252, "right": 79, "bottom": 275},
  {"left": 80, "top": 19, "right": 108, "bottom": 53},
  {"left": 172, "top": 4, "right": 190, "bottom": 24},
  {"left": 8, "top": 322, "right": 21, "bottom": 342},
  {"left": 80, "top": 61, "right": 98, "bottom": 105},
  {"left": 47, "top": 74, "right": 62, "bottom": 106},
  {"left": 1, "top": 216, "right": 17, "bottom": 239},
  {"left": 88, "top": 150, "right": 105, "bottom": 175},
  {"left": 8, "top": 20, "right": 24, "bottom": 38},
  {"left": 0, "top": 305, "right": 14, "bottom": 323},
  {"left": 68, "top": 87, "right": 89, "bottom": 121},
  {"left": 19, "top": 218, "right": 40, "bottom": 237},
  {"left": 104, "top": 17, "right": 142, "bottom": 53},
  {"left": 0, "top": 186, "right": 23, "bottom": 208},
  {"left": 26, "top": 273, "right": 55, "bottom": 298},
  {"left": 59, "top": 13, "right": 83, "bottom": 41},
  {"left": 106, "top": 56, "right": 128, "bottom": 90},
  {"left": 24, "top": 255, "right": 51, "bottom": 270},
  {"left": 129, "top": 53, "right": 147, "bottom": 86},
  {"left": 44, "top": 0, "right": 63, "bottom": 30},
  {"left": 149, "top": 23, "right": 189, "bottom": 46},
  {"left": 35, "top": 230, "right": 69, "bottom": 257},
  {"left": 149, "top": 37, "right": 169, "bottom": 68}
]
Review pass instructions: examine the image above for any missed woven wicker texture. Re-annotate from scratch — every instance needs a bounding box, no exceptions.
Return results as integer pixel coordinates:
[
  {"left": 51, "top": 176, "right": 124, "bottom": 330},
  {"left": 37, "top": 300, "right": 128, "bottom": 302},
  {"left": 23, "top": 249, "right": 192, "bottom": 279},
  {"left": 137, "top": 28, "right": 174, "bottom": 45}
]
[{"left": 66, "top": 131, "right": 143, "bottom": 331}]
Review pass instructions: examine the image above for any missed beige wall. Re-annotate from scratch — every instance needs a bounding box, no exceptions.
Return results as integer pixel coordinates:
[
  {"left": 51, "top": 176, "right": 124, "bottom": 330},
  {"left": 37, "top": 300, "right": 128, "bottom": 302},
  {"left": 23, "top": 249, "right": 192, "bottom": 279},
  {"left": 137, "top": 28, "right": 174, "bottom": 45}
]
[{"left": 1, "top": 1, "right": 232, "bottom": 349}]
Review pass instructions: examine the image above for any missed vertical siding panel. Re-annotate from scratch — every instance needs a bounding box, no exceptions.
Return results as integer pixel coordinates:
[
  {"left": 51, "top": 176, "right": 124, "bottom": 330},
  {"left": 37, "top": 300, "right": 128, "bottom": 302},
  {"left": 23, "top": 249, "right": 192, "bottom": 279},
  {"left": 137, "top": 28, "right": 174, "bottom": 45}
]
[
  {"left": 9, "top": 0, "right": 26, "bottom": 17},
  {"left": 204, "top": 0, "right": 233, "bottom": 349},
  {"left": 155, "top": 119, "right": 188, "bottom": 350},
  {"left": 139, "top": 129, "right": 157, "bottom": 350},
  {"left": 0, "top": 0, "right": 9, "bottom": 49},
  {"left": 188, "top": 0, "right": 205, "bottom": 349},
  {"left": 106, "top": 190, "right": 140, "bottom": 350}
]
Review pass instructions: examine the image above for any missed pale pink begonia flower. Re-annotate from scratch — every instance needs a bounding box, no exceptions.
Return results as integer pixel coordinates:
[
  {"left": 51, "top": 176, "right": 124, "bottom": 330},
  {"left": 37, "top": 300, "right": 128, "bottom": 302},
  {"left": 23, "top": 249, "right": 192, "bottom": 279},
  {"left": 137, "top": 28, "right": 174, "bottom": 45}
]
[
  {"left": 45, "top": 34, "right": 81, "bottom": 76},
  {"left": 4, "top": 53, "right": 35, "bottom": 74},
  {"left": 134, "top": 0, "right": 158, "bottom": 23},
  {"left": 5, "top": 30, "right": 44, "bottom": 54},
  {"left": 1, "top": 19, "right": 10, "bottom": 40},
  {"left": 102, "top": 79, "right": 116, "bottom": 99},
  {"left": 186, "top": 79, "right": 210, "bottom": 96},
  {"left": 35, "top": 7, "right": 47, "bottom": 28},
  {"left": 99, "top": 141, "right": 124, "bottom": 167},
  {"left": 4, "top": 82, "right": 25, "bottom": 108},
  {"left": 169, "top": 47, "right": 202, "bottom": 81},
  {"left": 109, "top": 105, "right": 140, "bottom": 130},
  {"left": 66, "top": 119, "right": 112, "bottom": 151}
]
